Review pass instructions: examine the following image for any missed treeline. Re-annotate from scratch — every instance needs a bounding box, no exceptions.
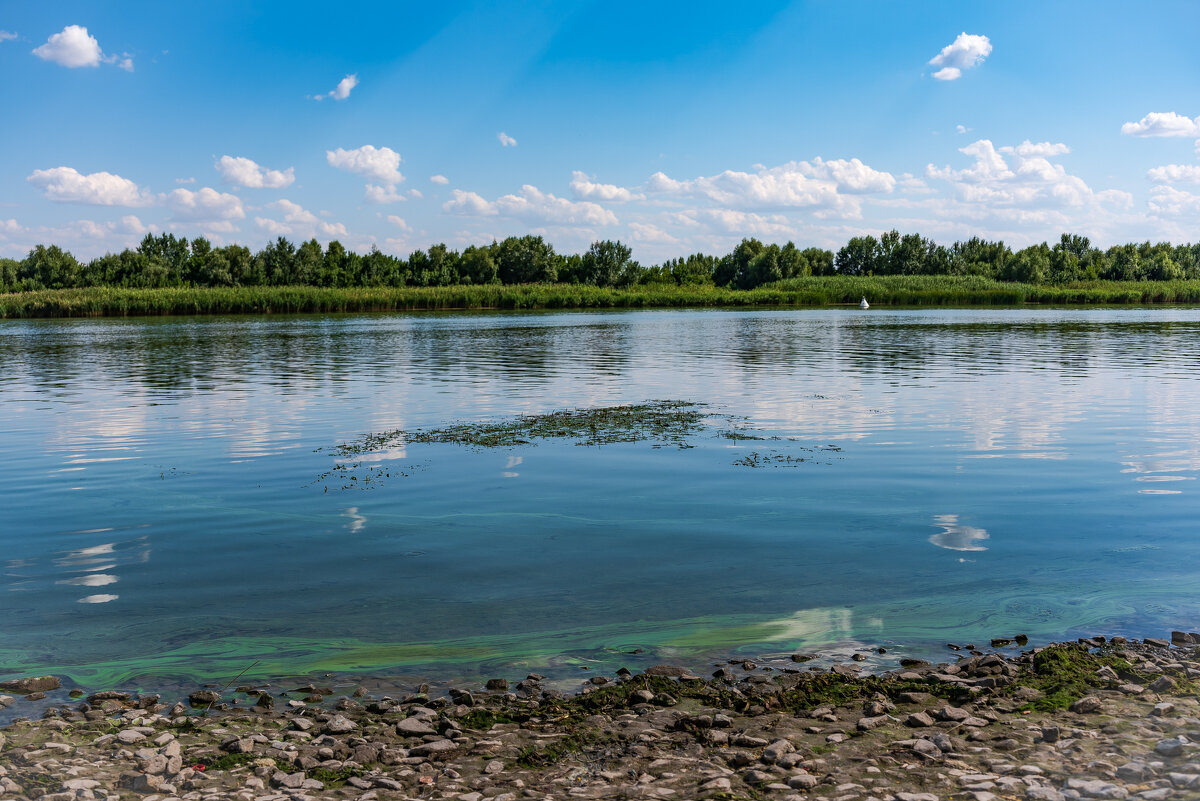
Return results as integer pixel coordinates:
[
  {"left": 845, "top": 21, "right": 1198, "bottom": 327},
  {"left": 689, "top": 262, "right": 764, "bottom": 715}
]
[{"left": 3, "top": 231, "right": 1200, "bottom": 294}]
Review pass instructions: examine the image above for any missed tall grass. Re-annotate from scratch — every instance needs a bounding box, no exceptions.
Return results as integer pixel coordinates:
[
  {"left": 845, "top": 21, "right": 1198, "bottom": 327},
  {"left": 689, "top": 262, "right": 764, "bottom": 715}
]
[{"left": 4, "top": 278, "right": 1200, "bottom": 319}]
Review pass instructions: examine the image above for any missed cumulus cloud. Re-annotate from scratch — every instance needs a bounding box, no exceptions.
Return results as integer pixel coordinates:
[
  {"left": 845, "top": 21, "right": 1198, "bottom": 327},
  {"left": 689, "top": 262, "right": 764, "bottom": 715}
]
[
  {"left": 444, "top": 185, "right": 617, "bottom": 226},
  {"left": 386, "top": 215, "right": 410, "bottom": 230},
  {"left": 1147, "top": 164, "right": 1200, "bottom": 184},
  {"left": 443, "top": 189, "right": 496, "bottom": 216},
  {"left": 430, "top": 174, "right": 449, "bottom": 185},
  {"left": 644, "top": 158, "right": 893, "bottom": 218},
  {"left": 364, "top": 184, "right": 405, "bottom": 204},
  {"left": 27, "top": 166, "right": 154, "bottom": 206},
  {"left": 260, "top": 199, "right": 347, "bottom": 236},
  {"left": 628, "top": 222, "right": 678, "bottom": 244},
  {"left": 569, "top": 171, "right": 643, "bottom": 202},
  {"left": 928, "top": 32, "right": 992, "bottom": 81},
  {"left": 314, "top": 74, "right": 359, "bottom": 101},
  {"left": 1121, "top": 112, "right": 1200, "bottom": 138},
  {"left": 673, "top": 209, "right": 794, "bottom": 237},
  {"left": 165, "top": 187, "right": 245, "bottom": 222},
  {"left": 215, "top": 155, "right": 295, "bottom": 189},
  {"left": 32, "top": 25, "right": 131, "bottom": 70},
  {"left": 498, "top": 132, "right": 517, "bottom": 147},
  {"left": 327, "top": 145, "right": 404, "bottom": 191},
  {"left": 33, "top": 24, "right": 102, "bottom": 67},
  {"left": 0, "top": 30, "right": 17, "bottom": 43},
  {"left": 1148, "top": 186, "right": 1200, "bottom": 216},
  {"left": 927, "top": 138, "right": 1132, "bottom": 211}
]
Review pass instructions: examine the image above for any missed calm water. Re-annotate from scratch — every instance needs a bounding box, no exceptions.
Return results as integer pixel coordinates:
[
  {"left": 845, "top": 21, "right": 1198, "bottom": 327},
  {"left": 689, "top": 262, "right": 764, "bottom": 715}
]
[{"left": 3, "top": 307, "right": 1200, "bottom": 691}]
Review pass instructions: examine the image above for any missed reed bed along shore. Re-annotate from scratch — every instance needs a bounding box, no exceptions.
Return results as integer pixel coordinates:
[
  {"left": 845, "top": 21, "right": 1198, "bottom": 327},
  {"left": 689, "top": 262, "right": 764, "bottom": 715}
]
[{"left": 6, "top": 277, "right": 1200, "bottom": 319}]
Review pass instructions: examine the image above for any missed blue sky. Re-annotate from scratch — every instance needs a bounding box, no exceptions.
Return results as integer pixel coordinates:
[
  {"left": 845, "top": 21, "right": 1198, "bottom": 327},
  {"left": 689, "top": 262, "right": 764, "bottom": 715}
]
[{"left": 3, "top": 1, "right": 1200, "bottom": 261}]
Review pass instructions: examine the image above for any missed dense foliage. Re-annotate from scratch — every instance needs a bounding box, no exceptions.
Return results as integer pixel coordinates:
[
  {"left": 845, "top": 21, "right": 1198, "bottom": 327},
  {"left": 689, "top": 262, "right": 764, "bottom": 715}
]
[{"left": 3, "top": 231, "right": 1200, "bottom": 295}]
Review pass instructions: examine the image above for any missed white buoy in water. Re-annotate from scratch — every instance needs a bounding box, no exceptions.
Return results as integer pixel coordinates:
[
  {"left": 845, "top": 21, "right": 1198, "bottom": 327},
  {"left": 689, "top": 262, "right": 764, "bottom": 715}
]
[{"left": 859, "top": 296, "right": 870, "bottom": 309}]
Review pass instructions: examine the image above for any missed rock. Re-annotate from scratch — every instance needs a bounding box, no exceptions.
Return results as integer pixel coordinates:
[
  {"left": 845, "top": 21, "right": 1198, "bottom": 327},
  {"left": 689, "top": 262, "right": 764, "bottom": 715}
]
[
  {"left": 396, "top": 715, "right": 437, "bottom": 736},
  {"left": 220, "top": 736, "right": 255, "bottom": 753},
  {"left": 188, "top": 690, "right": 220, "bottom": 706},
  {"left": 788, "top": 774, "right": 819, "bottom": 790},
  {"left": 1041, "top": 726, "right": 1060, "bottom": 743},
  {"left": 1155, "top": 737, "right": 1187, "bottom": 757},
  {"left": 483, "top": 759, "right": 504, "bottom": 774},
  {"left": 1144, "top": 637, "right": 1170, "bottom": 648},
  {"left": 991, "top": 638, "right": 1012, "bottom": 647},
  {"left": 271, "top": 771, "right": 306, "bottom": 789},
  {"left": 644, "top": 665, "right": 689, "bottom": 676},
  {"left": 322, "top": 714, "right": 357, "bottom": 734},
  {"left": 1070, "top": 695, "right": 1103, "bottom": 713},
  {"left": 1117, "top": 683, "right": 1145, "bottom": 694},
  {"left": 700, "top": 777, "right": 732, "bottom": 792},
  {"left": 1095, "top": 665, "right": 1119, "bottom": 681},
  {"left": 409, "top": 738, "right": 458, "bottom": 757},
  {"left": 790, "top": 653, "right": 815, "bottom": 662},
  {"left": 0, "top": 675, "right": 61, "bottom": 693},
  {"left": 255, "top": 692, "right": 274, "bottom": 709},
  {"left": 742, "top": 769, "right": 774, "bottom": 786},
  {"left": 1151, "top": 701, "right": 1175, "bottom": 716},
  {"left": 1149, "top": 675, "right": 1176, "bottom": 692},
  {"left": 485, "top": 678, "right": 508, "bottom": 690},
  {"left": 937, "top": 706, "right": 971, "bottom": 721},
  {"left": 895, "top": 792, "right": 940, "bottom": 801},
  {"left": 856, "top": 715, "right": 888, "bottom": 731},
  {"left": 906, "top": 711, "right": 935, "bottom": 727},
  {"left": 116, "top": 729, "right": 147, "bottom": 744},
  {"left": 1064, "top": 777, "right": 1128, "bottom": 799},
  {"left": 1025, "top": 788, "right": 1065, "bottom": 801}
]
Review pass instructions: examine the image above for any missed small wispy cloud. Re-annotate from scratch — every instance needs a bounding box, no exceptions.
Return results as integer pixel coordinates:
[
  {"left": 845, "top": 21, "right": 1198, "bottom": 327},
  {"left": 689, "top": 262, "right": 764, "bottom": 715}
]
[
  {"left": 498, "top": 132, "right": 517, "bottom": 147},
  {"left": 0, "top": 30, "right": 17, "bottom": 43},
  {"left": 313, "top": 73, "right": 359, "bottom": 101}
]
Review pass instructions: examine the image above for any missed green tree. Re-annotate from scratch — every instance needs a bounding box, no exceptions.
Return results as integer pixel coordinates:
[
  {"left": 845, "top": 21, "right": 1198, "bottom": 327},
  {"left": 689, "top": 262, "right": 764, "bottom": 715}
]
[
  {"left": 459, "top": 245, "right": 498, "bottom": 284},
  {"left": 579, "top": 239, "right": 637, "bottom": 287},
  {"left": 494, "top": 235, "right": 558, "bottom": 283},
  {"left": 20, "top": 245, "right": 81, "bottom": 289},
  {"left": 835, "top": 236, "right": 879, "bottom": 275}
]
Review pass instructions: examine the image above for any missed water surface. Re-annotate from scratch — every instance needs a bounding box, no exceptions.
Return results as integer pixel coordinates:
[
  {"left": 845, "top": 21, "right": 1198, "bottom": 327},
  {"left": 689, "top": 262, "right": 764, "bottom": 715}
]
[{"left": 3, "top": 307, "right": 1200, "bottom": 689}]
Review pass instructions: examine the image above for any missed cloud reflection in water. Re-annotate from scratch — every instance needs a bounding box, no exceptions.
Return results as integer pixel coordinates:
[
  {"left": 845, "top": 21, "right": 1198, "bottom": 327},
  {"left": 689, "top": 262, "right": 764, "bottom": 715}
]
[{"left": 930, "top": 514, "right": 989, "bottom": 552}]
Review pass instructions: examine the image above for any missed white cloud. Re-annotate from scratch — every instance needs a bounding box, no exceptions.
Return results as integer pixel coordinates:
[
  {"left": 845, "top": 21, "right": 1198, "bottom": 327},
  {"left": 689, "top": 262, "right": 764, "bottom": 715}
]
[
  {"left": 315, "top": 73, "right": 359, "bottom": 101},
  {"left": 165, "top": 187, "right": 245, "bottom": 222},
  {"left": 0, "top": 30, "right": 17, "bottom": 43},
  {"left": 444, "top": 185, "right": 617, "bottom": 226},
  {"left": 263, "top": 199, "right": 346, "bottom": 236},
  {"left": 644, "top": 158, "right": 893, "bottom": 218},
  {"left": 215, "top": 155, "right": 295, "bottom": 189},
  {"left": 430, "top": 174, "right": 449, "bottom": 185},
  {"left": 409, "top": 188, "right": 423, "bottom": 199},
  {"left": 799, "top": 157, "right": 896, "bottom": 194},
  {"left": 33, "top": 25, "right": 102, "bottom": 68},
  {"left": 175, "top": 177, "right": 195, "bottom": 184},
  {"left": 1121, "top": 112, "right": 1200, "bottom": 138},
  {"left": 569, "top": 171, "right": 643, "bottom": 202},
  {"left": 1148, "top": 186, "right": 1200, "bottom": 216},
  {"left": 116, "top": 57, "right": 133, "bottom": 72},
  {"left": 365, "top": 184, "right": 405, "bottom": 204},
  {"left": 443, "top": 189, "right": 497, "bottom": 216},
  {"left": 327, "top": 145, "right": 404, "bottom": 187},
  {"left": 928, "top": 32, "right": 992, "bottom": 81},
  {"left": 956, "top": 124, "right": 969, "bottom": 134},
  {"left": 674, "top": 209, "right": 795, "bottom": 237},
  {"left": 255, "top": 217, "right": 292, "bottom": 235},
  {"left": 386, "top": 215, "right": 410, "bottom": 230},
  {"left": 498, "top": 132, "right": 518, "bottom": 147},
  {"left": 27, "top": 166, "right": 154, "bottom": 206},
  {"left": 628, "top": 222, "right": 678, "bottom": 244},
  {"left": 1148, "top": 164, "right": 1200, "bottom": 184},
  {"left": 926, "top": 138, "right": 1132, "bottom": 213},
  {"left": 1000, "top": 140, "right": 1070, "bottom": 158}
]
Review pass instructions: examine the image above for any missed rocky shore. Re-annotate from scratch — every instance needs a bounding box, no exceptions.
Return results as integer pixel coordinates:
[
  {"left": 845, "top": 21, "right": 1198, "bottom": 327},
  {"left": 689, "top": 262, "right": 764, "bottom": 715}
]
[{"left": 4, "top": 633, "right": 1200, "bottom": 801}]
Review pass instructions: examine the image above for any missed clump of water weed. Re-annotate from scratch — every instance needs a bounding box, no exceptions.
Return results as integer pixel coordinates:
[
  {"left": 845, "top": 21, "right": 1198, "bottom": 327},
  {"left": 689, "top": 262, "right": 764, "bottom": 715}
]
[{"left": 369, "top": 400, "right": 711, "bottom": 451}]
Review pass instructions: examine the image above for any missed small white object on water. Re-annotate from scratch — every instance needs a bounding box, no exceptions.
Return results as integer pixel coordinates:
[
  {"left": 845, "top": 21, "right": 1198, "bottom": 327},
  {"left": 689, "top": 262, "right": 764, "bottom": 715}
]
[{"left": 859, "top": 297, "right": 870, "bottom": 309}]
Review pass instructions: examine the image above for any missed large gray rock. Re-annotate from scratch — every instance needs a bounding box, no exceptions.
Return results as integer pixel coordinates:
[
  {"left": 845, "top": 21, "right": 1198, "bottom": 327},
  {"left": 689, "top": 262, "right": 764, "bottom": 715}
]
[
  {"left": 395, "top": 716, "right": 436, "bottom": 736},
  {"left": 322, "top": 715, "right": 357, "bottom": 734},
  {"left": 0, "top": 676, "right": 60, "bottom": 694}
]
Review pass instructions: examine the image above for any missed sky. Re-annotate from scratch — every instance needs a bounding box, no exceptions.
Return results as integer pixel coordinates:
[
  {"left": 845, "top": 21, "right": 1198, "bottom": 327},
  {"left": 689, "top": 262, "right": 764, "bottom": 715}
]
[{"left": 2, "top": 1, "right": 1200, "bottom": 262}]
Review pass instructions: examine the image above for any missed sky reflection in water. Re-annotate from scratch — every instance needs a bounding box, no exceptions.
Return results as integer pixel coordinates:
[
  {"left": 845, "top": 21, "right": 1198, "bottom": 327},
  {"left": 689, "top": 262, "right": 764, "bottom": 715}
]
[{"left": 2, "top": 308, "right": 1200, "bottom": 685}]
